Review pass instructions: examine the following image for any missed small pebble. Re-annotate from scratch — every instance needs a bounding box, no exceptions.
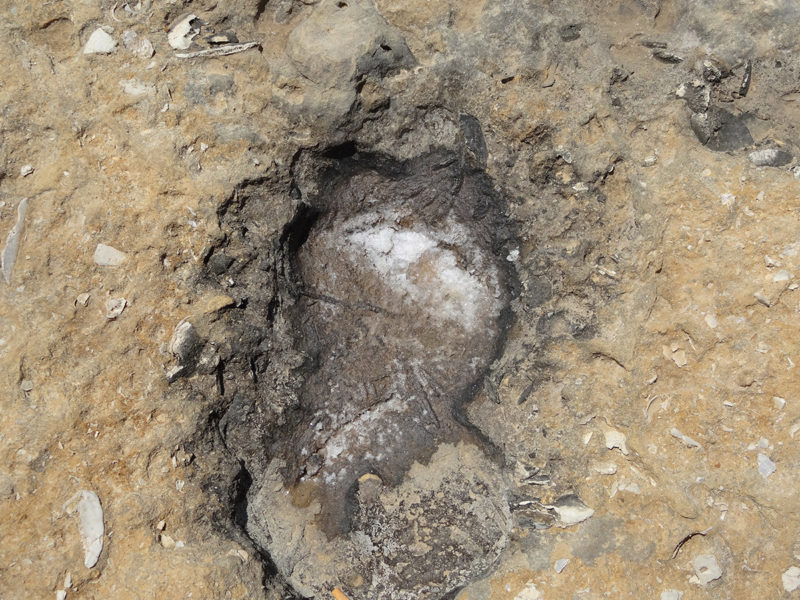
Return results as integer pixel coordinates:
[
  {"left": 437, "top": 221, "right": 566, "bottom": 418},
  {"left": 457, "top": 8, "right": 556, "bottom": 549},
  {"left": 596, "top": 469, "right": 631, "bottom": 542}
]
[
  {"left": 748, "top": 148, "right": 792, "bottom": 167},
  {"left": 670, "top": 427, "right": 703, "bottom": 449},
  {"left": 753, "top": 291, "right": 771, "bottom": 307},
  {"left": 104, "top": 297, "right": 127, "bottom": 319},
  {"left": 20, "top": 379, "right": 33, "bottom": 392},
  {"left": 604, "top": 429, "right": 629, "bottom": 455},
  {"left": 93, "top": 243, "right": 127, "bottom": 267},
  {"left": 121, "top": 30, "right": 155, "bottom": 58},
  {"left": 0, "top": 474, "right": 15, "bottom": 498},
  {"left": 772, "top": 270, "right": 791, "bottom": 283},
  {"left": 84, "top": 28, "right": 117, "bottom": 55},
  {"left": 553, "top": 494, "right": 594, "bottom": 526},
  {"left": 65, "top": 490, "right": 104, "bottom": 568},
  {"left": 75, "top": 293, "right": 90, "bottom": 307},
  {"left": 689, "top": 554, "right": 722, "bottom": 585},
  {"left": 591, "top": 460, "right": 617, "bottom": 475},
  {"left": 554, "top": 558, "right": 570, "bottom": 573},
  {"left": 783, "top": 566, "right": 800, "bottom": 592},
  {"left": 757, "top": 453, "right": 776, "bottom": 478},
  {"left": 661, "top": 591, "right": 683, "bottom": 600},
  {"left": 20, "top": 165, "right": 33, "bottom": 177}
]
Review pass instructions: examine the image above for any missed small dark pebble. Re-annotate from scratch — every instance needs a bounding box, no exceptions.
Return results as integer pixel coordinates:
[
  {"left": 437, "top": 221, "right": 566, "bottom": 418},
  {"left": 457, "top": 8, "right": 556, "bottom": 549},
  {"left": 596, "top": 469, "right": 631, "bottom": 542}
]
[
  {"left": 208, "top": 253, "right": 235, "bottom": 275},
  {"left": 652, "top": 49, "right": 684, "bottom": 63},
  {"left": 640, "top": 40, "right": 667, "bottom": 49},
  {"left": 690, "top": 107, "right": 753, "bottom": 151},
  {"left": 559, "top": 23, "right": 582, "bottom": 42}
]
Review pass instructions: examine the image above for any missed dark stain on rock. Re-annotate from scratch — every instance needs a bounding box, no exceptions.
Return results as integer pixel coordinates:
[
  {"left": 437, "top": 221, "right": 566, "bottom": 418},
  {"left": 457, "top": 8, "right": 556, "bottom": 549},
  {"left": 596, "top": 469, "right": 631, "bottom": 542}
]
[{"left": 273, "top": 151, "right": 517, "bottom": 536}]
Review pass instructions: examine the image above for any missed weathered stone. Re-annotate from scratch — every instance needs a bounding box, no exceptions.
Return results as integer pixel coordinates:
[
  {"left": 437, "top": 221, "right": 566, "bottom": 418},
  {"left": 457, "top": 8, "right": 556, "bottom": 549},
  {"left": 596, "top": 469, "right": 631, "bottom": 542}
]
[
  {"left": 272, "top": 0, "right": 414, "bottom": 128},
  {"left": 690, "top": 107, "right": 754, "bottom": 151}
]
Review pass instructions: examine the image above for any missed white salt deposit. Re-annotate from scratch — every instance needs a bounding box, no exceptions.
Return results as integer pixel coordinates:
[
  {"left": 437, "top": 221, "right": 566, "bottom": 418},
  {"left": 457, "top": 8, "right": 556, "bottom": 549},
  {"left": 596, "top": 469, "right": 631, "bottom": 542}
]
[{"left": 338, "top": 208, "right": 501, "bottom": 331}]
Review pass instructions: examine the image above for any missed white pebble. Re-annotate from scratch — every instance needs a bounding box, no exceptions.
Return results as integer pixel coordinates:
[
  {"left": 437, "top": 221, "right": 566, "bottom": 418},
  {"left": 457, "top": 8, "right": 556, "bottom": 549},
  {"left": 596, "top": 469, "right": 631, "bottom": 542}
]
[
  {"left": 84, "top": 29, "right": 117, "bottom": 55},
  {"left": 772, "top": 270, "right": 791, "bottom": 283},
  {"left": 591, "top": 460, "right": 617, "bottom": 475},
  {"left": 554, "top": 558, "right": 570, "bottom": 573},
  {"left": 661, "top": 591, "right": 683, "bottom": 600},
  {"left": 20, "top": 165, "right": 33, "bottom": 177},
  {"left": 604, "top": 429, "right": 629, "bottom": 455},
  {"left": 783, "top": 566, "right": 800, "bottom": 592},
  {"left": 670, "top": 427, "right": 703, "bottom": 449},
  {"left": 65, "top": 490, "right": 104, "bottom": 568},
  {"left": 104, "top": 297, "right": 127, "bottom": 319},
  {"left": 93, "top": 243, "right": 127, "bottom": 266}
]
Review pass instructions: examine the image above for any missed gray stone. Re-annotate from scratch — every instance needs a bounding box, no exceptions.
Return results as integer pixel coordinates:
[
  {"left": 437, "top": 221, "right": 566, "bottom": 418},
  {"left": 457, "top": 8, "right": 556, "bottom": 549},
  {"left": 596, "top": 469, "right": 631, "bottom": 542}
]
[
  {"left": 183, "top": 73, "right": 235, "bottom": 106},
  {"left": 558, "top": 24, "right": 582, "bottom": 42},
  {"left": 676, "top": 80, "right": 710, "bottom": 113},
  {"left": 690, "top": 107, "right": 753, "bottom": 151},
  {"left": 749, "top": 148, "right": 793, "bottom": 167},
  {"left": 169, "top": 320, "right": 202, "bottom": 365}
]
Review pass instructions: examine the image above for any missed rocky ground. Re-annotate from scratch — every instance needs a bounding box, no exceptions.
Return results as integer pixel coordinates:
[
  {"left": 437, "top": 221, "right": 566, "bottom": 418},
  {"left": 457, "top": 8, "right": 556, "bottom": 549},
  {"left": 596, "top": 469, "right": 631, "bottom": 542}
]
[{"left": 2, "top": 0, "right": 800, "bottom": 599}]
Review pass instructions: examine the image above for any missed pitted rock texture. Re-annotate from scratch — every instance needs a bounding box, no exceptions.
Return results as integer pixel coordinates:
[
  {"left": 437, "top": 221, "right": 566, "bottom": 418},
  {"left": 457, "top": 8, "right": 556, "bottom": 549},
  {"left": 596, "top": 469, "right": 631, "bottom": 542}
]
[{"left": 248, "top": 442, "right": 512, "bottom": 600}]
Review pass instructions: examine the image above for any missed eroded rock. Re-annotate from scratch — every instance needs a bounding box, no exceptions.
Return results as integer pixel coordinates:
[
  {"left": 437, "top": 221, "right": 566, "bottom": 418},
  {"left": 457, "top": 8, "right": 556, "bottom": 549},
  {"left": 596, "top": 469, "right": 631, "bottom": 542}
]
[{"left": 238, "top": 149, "right": 516, "bottom": 598}]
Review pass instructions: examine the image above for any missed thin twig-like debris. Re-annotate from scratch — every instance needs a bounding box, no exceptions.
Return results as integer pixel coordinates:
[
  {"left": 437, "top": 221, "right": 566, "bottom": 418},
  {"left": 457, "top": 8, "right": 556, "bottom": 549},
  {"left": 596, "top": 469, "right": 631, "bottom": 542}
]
[
  {"left": 176, "top": 42, "right": 260, "bottom": 59},
  {"left": 671, "top": 527, "right": 712, "bottom": 559}
]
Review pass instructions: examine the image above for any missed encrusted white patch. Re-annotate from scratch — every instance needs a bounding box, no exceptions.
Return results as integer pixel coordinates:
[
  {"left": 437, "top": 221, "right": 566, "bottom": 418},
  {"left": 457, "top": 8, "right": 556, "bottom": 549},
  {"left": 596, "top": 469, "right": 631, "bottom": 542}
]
[{"left": 329, "top": 207, "right": 502, "bottom": 331}]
